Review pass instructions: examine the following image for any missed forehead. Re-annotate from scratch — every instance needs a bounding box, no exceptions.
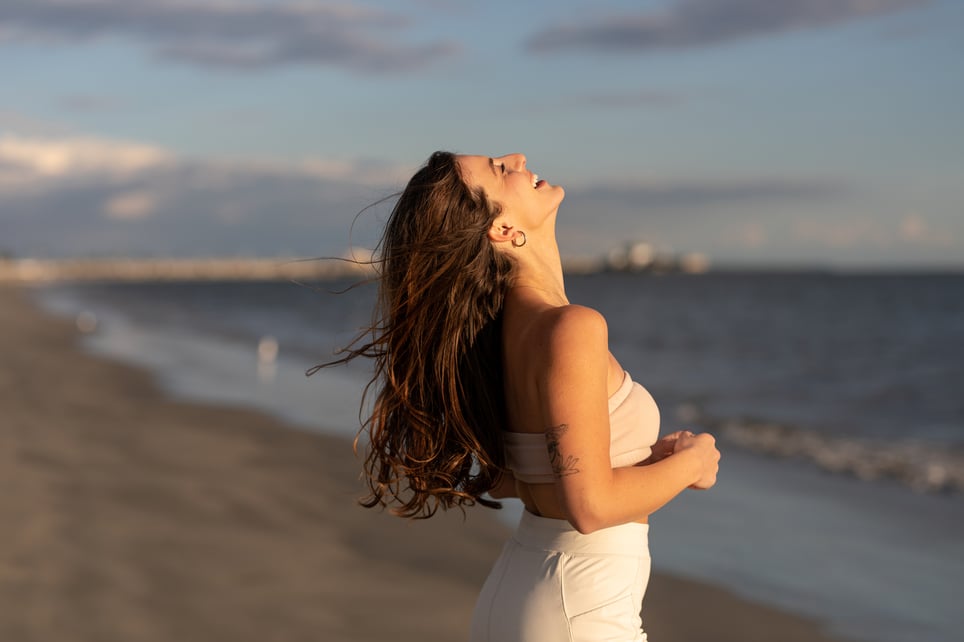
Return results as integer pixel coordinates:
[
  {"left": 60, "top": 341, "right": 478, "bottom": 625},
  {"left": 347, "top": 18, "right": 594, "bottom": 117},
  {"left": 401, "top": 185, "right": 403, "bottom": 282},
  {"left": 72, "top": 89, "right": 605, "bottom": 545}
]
[{"left": 455, "top": 154, "right": 496, "bottom": 190}]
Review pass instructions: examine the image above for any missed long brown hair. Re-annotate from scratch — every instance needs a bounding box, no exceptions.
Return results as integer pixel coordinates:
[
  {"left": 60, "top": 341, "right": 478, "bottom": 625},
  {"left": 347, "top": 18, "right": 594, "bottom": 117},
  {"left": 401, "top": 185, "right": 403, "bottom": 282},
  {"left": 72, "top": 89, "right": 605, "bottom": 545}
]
[{"left": 317, "top": 151, "right": 515, "bottom": 518}]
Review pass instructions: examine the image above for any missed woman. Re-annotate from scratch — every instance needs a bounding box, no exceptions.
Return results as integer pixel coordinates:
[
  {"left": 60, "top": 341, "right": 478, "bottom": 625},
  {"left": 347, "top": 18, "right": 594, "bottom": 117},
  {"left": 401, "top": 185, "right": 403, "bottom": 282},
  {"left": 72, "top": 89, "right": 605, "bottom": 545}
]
[{"left": 328, "top": 151, "right": 720, "bottom": 641}]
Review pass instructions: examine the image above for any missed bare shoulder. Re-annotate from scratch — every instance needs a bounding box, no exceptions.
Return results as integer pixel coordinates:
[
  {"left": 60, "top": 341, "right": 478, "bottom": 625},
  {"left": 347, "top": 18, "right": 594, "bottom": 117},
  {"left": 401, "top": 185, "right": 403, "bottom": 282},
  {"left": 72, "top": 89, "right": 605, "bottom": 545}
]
[
  {"left": 506, "top": 303, "right": 611, "bottom": 411},
  {"left": 533, "top": 305, "right": 610, "bottom": 376},
  {"left": 543, "top": 304, "right": 608, "bottom": 351}
]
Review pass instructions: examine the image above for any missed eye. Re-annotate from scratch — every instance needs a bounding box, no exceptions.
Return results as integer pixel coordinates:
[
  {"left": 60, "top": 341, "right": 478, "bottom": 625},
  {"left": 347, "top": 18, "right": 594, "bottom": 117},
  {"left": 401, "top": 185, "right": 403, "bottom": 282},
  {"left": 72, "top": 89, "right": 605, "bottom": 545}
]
[{"left": 500, "top": 163, "right": 506, "bottom": 174}]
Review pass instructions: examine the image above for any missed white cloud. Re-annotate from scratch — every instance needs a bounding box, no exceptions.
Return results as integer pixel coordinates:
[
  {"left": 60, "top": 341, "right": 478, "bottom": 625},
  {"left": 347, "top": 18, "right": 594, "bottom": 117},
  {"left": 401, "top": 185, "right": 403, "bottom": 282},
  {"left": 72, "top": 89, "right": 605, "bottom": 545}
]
[
  {"left": 0, "top": 134, "right": 174, "bottom": 181},
  {"left": 219, "top": 155, "right": 414, "bottom": 186},
  {"left": 0, "top": 133, "right": 411, "bottom": 188},
  {"left": 103, "top": 190, "right": 158, "bottom": 220},
  {"left": 0, "top": 131, "right": 405, "bottom": 258}
]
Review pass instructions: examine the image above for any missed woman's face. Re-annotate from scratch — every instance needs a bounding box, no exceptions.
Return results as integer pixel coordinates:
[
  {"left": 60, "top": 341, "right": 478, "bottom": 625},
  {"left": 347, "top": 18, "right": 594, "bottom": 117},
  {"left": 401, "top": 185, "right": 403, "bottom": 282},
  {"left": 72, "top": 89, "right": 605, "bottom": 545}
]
[{"left": 456, "top": 153, "right": 565, "bottom": 228}]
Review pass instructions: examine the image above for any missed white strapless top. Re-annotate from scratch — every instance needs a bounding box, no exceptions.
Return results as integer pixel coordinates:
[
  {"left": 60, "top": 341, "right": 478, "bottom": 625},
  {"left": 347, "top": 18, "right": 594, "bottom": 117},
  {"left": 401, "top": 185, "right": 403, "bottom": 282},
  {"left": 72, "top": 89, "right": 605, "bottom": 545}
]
[{"left": 503, "top": 371, "right": 660, "bottom": 483}]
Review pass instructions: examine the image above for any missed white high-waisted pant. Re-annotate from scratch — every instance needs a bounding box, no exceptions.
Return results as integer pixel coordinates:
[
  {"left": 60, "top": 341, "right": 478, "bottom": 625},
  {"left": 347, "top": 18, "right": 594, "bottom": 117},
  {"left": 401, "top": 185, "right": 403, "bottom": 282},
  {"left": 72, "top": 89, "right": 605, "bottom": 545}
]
[{"left": 469, "top": 511, "right": 651, "bottom": 642}]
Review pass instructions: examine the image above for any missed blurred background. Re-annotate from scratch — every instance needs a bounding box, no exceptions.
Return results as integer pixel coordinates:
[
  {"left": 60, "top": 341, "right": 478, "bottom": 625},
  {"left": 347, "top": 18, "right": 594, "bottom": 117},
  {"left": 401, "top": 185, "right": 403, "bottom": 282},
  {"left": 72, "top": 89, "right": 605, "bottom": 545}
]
[
  {"left": 2, "top": 2, "right": 962, "bottom": 642},
  {"left": 2, "top": 0, "right": 962, "bottom": 268}
]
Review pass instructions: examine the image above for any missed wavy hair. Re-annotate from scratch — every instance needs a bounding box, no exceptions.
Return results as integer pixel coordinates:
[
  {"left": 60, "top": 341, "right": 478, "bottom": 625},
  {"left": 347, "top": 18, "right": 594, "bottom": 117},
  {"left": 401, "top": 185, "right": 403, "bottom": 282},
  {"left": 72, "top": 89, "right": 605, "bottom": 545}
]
[{"left": 317, "top": 151, "right": 515, "bottom": 518}]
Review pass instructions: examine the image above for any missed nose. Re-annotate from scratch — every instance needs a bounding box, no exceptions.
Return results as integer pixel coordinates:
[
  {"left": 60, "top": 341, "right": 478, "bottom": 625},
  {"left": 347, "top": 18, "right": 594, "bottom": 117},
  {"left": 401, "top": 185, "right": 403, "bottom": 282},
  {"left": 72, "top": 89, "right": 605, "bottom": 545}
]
[{"left": 497, "top": 153, "right": 526, "bottom": 171}]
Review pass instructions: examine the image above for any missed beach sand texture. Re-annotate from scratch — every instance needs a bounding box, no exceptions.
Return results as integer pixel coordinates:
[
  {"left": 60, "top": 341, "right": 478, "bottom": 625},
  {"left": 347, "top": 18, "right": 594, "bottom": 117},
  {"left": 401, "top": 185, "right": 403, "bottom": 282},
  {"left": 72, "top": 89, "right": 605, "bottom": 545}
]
[{"left": 0, "top": 286, "right": 857, "bottom": 642}]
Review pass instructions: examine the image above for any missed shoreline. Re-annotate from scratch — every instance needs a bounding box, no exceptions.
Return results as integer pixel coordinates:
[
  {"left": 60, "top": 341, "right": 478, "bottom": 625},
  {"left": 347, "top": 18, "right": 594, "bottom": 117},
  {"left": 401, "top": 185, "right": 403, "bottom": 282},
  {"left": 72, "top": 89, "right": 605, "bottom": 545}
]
[{"left": 1, "top": 285, "right": 861, "bottom": 642}]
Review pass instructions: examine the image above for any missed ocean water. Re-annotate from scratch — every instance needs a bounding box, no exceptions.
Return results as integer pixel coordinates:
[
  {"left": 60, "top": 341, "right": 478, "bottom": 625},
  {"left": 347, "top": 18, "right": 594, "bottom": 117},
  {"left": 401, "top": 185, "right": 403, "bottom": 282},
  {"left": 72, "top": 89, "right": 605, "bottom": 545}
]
[{"left": 31, "top": 272, "right": 964, "bottom": 642}]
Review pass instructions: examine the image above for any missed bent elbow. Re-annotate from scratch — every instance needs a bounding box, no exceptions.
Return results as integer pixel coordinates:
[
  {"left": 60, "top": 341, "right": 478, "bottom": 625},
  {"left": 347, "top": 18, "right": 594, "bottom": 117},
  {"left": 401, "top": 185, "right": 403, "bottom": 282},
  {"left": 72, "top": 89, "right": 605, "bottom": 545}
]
[
  {"left": 560, "top": 484, "right": 617, "bottom": 534},
  {"left": 565, "top": 504, "right": 607, "bottom": 535},
  {"left": 569, "top": 519, "right": 600, "bottom": 535}
]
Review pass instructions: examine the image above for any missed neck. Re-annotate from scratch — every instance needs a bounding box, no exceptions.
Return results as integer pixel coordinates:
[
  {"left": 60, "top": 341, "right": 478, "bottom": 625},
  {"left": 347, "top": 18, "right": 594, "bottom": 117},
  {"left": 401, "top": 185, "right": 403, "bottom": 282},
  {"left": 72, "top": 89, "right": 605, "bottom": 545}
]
[{"left": 508, "top": 232, "right": 567, "bottom": 304}]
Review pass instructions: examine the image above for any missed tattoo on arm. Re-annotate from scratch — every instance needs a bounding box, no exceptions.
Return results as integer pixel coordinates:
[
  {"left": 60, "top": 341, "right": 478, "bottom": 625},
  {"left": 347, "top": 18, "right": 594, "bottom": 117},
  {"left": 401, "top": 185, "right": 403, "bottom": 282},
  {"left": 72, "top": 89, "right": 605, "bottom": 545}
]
[{"left": 545, "top": 423, "right": 581, "bottom": 478}]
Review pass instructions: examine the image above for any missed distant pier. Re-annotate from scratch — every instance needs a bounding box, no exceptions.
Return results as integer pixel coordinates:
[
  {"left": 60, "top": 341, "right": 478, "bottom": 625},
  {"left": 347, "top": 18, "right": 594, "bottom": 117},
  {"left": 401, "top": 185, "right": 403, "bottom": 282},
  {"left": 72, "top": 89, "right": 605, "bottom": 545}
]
[
  {"left": 1, "top": 243, "right": 710, "bottom": 284},
  {"left": 0, "top": 257, "right": 374, "bottom": 283}
]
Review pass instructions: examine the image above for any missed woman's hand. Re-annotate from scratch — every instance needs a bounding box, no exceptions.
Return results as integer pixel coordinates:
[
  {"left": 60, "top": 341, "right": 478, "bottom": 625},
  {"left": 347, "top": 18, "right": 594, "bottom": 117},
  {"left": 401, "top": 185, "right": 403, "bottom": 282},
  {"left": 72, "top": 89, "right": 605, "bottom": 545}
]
[
  {"left": 672, "top": 431, "right": 720, "bottom": 490},
  {"left": 647, "top": 430, "right": 689, "bottom": 463}
]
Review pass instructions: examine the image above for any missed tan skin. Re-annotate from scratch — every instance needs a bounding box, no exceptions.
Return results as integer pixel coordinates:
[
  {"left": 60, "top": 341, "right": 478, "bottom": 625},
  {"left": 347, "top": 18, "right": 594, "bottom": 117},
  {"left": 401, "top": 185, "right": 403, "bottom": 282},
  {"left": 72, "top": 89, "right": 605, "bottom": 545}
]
[{"left": 458, "top": 153, "right": 721, "bottom": 533}]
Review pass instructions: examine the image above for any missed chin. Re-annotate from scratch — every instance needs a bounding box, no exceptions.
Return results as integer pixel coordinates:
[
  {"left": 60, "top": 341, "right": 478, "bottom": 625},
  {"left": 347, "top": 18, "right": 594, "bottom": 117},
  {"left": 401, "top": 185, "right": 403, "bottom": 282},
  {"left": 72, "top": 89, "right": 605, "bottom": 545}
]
[{"left": 551, "top": 185, "right": 565, "bottom": 205}]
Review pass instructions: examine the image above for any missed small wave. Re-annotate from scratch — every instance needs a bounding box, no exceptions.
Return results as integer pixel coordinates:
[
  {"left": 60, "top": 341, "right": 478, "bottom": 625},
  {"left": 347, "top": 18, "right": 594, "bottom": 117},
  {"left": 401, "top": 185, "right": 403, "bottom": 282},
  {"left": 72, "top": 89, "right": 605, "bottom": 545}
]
[{"left": 686, "top": 409, "right": 964, "bottom": 494}]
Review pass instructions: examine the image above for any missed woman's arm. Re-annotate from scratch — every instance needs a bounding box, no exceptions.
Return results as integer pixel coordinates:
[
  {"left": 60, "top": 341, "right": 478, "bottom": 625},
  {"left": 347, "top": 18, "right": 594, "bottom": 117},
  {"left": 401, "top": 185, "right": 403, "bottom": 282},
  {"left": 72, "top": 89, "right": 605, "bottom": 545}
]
[{"left": 540, "top": 305, "right": 719, "bottom": 534}]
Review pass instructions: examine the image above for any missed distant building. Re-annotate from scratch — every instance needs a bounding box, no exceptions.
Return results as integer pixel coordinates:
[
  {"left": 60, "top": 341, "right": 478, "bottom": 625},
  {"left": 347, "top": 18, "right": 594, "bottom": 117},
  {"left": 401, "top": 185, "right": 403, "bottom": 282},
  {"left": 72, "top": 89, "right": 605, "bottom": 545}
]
[
  {"left": 603, "top": 242, "right": 710, "bottom": 274},
  {"left": 627, "top": 242, "right": 654, "bottom": 271},
  {"left": 679, "top": 252, "right": 710, "bottom": 274}
]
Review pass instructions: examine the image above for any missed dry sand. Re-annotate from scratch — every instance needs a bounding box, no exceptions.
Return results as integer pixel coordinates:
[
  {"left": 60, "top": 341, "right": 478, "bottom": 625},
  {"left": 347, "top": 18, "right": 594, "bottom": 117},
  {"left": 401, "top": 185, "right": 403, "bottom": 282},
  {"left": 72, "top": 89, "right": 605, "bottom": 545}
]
[{"left": 0, "top": 285, "right": 857, "bottom": 642}]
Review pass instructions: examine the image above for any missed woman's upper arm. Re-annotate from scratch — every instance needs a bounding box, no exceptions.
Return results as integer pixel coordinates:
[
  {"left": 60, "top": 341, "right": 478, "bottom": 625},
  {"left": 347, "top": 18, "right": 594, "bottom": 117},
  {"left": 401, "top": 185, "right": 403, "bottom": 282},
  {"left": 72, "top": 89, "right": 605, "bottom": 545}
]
[{"left": 538, "top": 305, "right": 615, "bottom": 531}]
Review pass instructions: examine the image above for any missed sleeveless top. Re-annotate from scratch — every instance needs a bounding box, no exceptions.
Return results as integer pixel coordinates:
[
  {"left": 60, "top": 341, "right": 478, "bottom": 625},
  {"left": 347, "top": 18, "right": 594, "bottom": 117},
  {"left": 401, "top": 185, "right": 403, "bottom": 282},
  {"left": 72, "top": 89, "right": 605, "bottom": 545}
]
[{"left": 503, "top": 371, "right": 661, "bottom": 484}]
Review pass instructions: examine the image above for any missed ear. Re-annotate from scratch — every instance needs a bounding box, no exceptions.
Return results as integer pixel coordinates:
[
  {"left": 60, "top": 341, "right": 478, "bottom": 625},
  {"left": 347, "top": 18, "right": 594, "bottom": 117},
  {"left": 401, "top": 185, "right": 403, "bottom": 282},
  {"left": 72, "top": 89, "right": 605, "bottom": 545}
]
[{"left": 487, "top": 220, "right": 516, "bottom": 245}]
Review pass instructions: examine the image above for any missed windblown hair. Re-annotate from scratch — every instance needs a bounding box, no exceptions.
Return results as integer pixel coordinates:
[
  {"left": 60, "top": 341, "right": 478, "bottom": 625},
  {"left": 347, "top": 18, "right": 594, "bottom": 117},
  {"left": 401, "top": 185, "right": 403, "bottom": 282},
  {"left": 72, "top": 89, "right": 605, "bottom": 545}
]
[{"left": 321, "top": 151, "right": 515, "bottom": 518}]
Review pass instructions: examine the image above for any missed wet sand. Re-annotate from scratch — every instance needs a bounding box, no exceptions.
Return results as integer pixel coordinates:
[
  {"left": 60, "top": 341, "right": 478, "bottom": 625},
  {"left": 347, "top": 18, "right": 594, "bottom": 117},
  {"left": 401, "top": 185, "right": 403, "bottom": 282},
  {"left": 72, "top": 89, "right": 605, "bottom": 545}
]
[{"left": 0, "top": 285, "right": 859, "bottom": 642}]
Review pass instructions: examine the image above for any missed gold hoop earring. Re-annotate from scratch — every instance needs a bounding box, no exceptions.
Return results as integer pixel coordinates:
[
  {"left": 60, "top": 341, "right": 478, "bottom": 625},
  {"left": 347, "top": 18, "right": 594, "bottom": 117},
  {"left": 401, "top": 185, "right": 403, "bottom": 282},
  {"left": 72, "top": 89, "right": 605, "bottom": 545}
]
[{"left": 511, "top": 231, "right": 527, "bottom": 248}]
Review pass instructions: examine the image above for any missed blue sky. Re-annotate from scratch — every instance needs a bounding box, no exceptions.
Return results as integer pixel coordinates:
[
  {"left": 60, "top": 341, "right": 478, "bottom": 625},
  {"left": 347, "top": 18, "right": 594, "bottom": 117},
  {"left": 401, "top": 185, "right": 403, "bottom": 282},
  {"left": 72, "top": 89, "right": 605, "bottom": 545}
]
[{"left": 1, "top": 0, "right": 962, "bottom": 268}]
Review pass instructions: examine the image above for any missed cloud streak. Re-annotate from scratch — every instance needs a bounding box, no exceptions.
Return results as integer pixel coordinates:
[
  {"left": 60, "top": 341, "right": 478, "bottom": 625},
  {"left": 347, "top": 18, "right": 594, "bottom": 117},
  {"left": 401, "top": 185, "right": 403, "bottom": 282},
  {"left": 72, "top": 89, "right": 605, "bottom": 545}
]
[
  {"left": 526, "top": 0, "right": 929, "bottom": 53},
  {"left": 0, "top": 134, "right": 410, "bottom": 187},
  {"left": 0, "top": 0, "right": 457, "bottom": 72},
  {"left": 0, "top": 135, "right": 171, "bottom": 178},
  {"left": 564, "top": 176, "right": 848, "bottom": 211},
  {"left": 0, "top": 133, "right": 411, "bottom": 258}
]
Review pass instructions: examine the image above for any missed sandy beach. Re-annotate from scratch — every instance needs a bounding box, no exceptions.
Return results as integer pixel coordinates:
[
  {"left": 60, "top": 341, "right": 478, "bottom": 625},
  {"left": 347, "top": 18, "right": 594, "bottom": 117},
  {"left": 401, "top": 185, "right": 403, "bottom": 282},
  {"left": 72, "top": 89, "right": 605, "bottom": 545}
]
[{"left": 1, "top": 285, "right": 859, "bottom": 642}]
